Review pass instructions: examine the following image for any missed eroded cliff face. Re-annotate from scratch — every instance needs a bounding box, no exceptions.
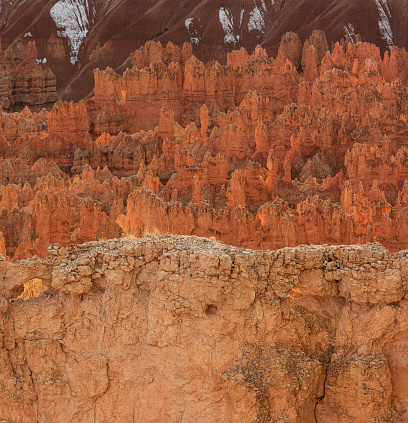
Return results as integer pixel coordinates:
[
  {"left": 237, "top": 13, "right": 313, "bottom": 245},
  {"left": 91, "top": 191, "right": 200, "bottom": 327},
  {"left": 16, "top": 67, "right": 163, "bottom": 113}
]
[
  {"left": 0, "top": 236, "right": 408, "bottom": 422},
  {"left": 2, "top": 0, "right": 408, "bottom": 101},
  {"left": 3, "top": 34, "right": 408, "bottom": 257},
  {"left": 0, "top": 41, "right": 58, "bottom": 111}
]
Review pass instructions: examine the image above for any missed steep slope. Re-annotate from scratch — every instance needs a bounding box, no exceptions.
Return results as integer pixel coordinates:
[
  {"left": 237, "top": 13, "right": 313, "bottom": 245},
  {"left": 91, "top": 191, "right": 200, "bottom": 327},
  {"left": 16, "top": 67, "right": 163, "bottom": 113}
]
[
  {"left": 0, "top": 0, "right": 406, "bottom": 101},
  {"left": 1, "top": 237, "right": 408, "bottom": 422}
]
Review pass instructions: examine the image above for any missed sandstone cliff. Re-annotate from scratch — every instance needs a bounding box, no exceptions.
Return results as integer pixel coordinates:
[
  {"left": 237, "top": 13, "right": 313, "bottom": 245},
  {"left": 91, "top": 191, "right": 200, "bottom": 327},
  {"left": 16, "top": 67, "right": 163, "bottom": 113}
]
[
  {"left": 1, "top": 35, "right": 408, "bottom": 257},
  {"left": 0, "top": 41, "right": 58, "bottom": 112},
  {"left": 11, "top": 42, "right": 58, "bottom": 111},
  {"left": 1, "top": 236, "right": 408, "bottom": 422}
]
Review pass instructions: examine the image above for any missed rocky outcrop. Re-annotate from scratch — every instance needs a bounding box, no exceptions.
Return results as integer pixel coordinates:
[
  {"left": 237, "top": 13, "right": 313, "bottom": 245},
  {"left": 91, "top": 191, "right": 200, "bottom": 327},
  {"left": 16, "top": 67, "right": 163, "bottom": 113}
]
[
  {"left": 11, "top": 42, "right": 58, "bottom": 111},
  {"left": 132, "top": 40, "right": 193, "bottom": 69},
  {"left": 1, "top": 35, "right": 408, "bottom": 257},
  {"left": 0, "top": 41, "right": 58, "bottom": 112},
  {"left": 89, "top": 45, "right": 299, "bottom": 134},
  {"left": 0, "top": 159, "right": 122, "bottom": 260},
  {"left": 278, "top": 32, "right": 302, "bottom": 69},
  {"left": 1, "top": 236, "right": 408, "bottom": 422},
  {"left": 2, "top": 0, "right": 408, "bottom": 102}
]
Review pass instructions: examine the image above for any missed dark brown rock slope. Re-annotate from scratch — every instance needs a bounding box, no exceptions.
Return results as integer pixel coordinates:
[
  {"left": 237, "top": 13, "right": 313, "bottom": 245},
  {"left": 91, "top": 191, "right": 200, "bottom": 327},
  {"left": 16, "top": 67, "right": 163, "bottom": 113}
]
[{"left": 0, "top": 0, "right": 405, "bottom": 101}]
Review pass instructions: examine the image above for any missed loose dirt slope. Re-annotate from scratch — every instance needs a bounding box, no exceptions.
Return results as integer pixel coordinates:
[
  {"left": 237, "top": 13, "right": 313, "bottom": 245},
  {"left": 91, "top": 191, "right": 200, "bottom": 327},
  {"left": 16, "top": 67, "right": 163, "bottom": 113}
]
[{"left": 0, "top": 0, "right": 406, "bottom": 100}]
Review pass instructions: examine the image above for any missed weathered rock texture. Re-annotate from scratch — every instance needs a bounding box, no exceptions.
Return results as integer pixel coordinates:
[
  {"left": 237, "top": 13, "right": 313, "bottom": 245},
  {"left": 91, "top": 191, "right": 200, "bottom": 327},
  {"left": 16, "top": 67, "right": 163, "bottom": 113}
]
[
  {"left": 1, "top": 236, "right": 408, "bottom": 422},
  {"left": 0, "top": 41, "right": 57, "bottom": 111},
  {"left": 2, "top": 35, "right": 408, "bottom": 257},
  {"left": 1, "top": 0, "right": 408, "bottom": 101}
]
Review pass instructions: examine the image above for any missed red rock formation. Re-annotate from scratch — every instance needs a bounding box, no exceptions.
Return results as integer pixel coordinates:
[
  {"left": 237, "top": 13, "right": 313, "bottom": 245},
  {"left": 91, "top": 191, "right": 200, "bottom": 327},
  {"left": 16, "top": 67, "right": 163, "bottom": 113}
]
[
  {"left": 227, "top": 170, "right": 246, "bottom": 208},
  {"left": 2, "top": 0, "right": 408, "bottom": 104},
  {"left": 383, "top": 46, "right": 408, "bottom": 84},
  {"left": 6, "top": 41, "right": 58, "bottom": 111},
  {"left": 1, "top": 238, "right": 408, "bottom": 421},
  {"left": 132, "top": 40, "right": 193, "bottom": 69},
  {"left": 303, "top": 45, "right": 320, "bottom": 82},
  {"left": 48, "top": 100, "right": 89, "bottom": 137},
  {"left": 89, "top": 48, "right": 299, "bottom": 134},
  {"left": 5, "top": 13, "right": 408, "bottom": 423},
  {"left": 301, "top": 30, "right": 329, "bottom": 71},
  {"left": 278, "top": 32, "right": 302, "bottom": 69},
  {"left": 0, "top": 34, "right": 408, "bottom": 257}
]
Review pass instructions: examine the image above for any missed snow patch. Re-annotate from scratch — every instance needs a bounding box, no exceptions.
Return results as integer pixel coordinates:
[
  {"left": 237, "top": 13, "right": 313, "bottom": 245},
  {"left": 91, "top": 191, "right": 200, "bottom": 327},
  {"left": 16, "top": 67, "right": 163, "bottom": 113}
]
[
  {"left": 24, "top": 32, "right": 33, "bottom": 38},
  {"left": 36, "top": 58, "right": 47, "bottom": 65},
  {"left": 185, "top": 17, "right": 201, "bottom": 45},
  {"left": 248, "top": 6, "right": 265, "bottom": 33},
  {"left": 185, "top": 18, "right": 193, "bottom": 29},
  {"left": 50, "top": 0, "right": 94, "bottom": 64},
  {"left": 239, "top": 9, "right": 244, "bottom": 26},
  {"left": 219, "top": 7, "right": 239, "bottom": 44},
  {"left": 374, "top": 0, "right": 393, "bottom": 49},
  {"left": 343, "top": 23, "right": 355, "bottom": 41}
]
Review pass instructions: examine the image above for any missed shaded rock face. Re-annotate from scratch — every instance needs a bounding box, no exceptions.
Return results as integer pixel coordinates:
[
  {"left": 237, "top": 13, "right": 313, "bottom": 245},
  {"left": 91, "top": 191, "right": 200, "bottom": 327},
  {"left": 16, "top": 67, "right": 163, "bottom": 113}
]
[
  {"left": 299, "top": 154, "right": 333, "bottom": 183},
  {"left": 1, "top": 236, "right": 408, "bottom": 422},
  {"left": 0, "top": 41, "right": 58, "bottom": 111},
  {"left": 11, "top": 42, "right": 58, "bottom": 111}
]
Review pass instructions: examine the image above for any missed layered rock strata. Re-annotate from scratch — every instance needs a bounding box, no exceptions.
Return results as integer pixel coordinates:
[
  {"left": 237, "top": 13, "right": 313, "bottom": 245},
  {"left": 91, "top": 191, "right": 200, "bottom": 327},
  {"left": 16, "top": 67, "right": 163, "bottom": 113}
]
[
  {"left": 1, "top": 0, "right": 408, "bottom": 101},
  {"left": 1, "top": 236, "right": 408, "bottom": 422},
  {"left": 0, "top": 41, "right": 58, "bottom": 111}
]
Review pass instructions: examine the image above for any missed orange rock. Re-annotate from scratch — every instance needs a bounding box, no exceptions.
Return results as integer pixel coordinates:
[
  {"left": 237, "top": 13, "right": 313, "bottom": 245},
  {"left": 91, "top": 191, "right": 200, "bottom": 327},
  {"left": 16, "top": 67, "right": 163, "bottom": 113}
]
[
  {"left": 301, "top": 30, "right": 329, "bottom": 70},
  {"left": 2, "top": 238, "right": 408, "bottom": 421},
  {"left": 12, "top": 41, "right": 57, "bottom": 111},
  {"left": 0, "top": 35, "right": 408, "bottom": 257},
  {"left": 227, "top": 170, "right": 246, "bottom": 209},
  {"left": 278, "top": 32, "right": 302, "bottom": 69},
  {"left": 303, "top": 45, "right": 320, "bottom": 82}
]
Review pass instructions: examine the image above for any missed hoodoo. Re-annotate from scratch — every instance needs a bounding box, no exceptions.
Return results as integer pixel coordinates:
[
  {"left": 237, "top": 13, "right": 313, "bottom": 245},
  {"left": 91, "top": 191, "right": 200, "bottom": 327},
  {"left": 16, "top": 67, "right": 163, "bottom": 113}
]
[{"left": 1, "top": 0, "right": 408, "bottom": 421}]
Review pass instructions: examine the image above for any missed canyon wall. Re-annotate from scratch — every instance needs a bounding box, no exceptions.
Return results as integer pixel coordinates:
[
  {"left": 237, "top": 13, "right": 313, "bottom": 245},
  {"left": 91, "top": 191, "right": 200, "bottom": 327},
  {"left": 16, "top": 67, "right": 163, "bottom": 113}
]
[
  {"left": 1, "top": 0, "right": 408, "bottom": 101},
  {"left": 2, "top": 34, "right": 408, "bottom": 257},
  {"left": 1, "top": 236, "right": 408, "bottom": 422}
]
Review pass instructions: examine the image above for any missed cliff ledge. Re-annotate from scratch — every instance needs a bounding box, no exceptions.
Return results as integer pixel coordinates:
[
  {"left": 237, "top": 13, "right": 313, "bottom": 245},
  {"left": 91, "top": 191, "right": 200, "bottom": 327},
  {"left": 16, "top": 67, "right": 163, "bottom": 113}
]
[{"left": 1, "top": 236, "right": 408, "bottom": 422}]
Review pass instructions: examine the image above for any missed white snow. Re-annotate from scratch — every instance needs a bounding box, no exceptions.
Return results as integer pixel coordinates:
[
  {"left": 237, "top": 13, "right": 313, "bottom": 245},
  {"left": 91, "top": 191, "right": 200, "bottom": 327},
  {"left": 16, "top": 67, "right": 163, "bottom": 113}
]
[
  {"left": 239, "top": 9, "right": 244, "bottom": 26},
  {"left": 185, "top": 18, "right": 193, "bottom": 29},
  {"left": 219, "top": 7, "right": 239, "bottom": 44},
  {"left": 374, "top": 0, "right": 393, "bottom": 49},
  {"left": 50, "top": 0, "right": 94, "bottom": 64},
  {"left": 24, "top": 32, "right": 33, "bottom": 37},
  {"left": 248, "top": 6, "right": 265, "bottom": 33},
  {"left": 343, "top": 23, "right": 355, "bottom": 41},
  {"left": 36, "top": 58, "right": 47, "bottom": 65},
  {"left": 185, "top": 17, "right": 201, "bottom": 45}
]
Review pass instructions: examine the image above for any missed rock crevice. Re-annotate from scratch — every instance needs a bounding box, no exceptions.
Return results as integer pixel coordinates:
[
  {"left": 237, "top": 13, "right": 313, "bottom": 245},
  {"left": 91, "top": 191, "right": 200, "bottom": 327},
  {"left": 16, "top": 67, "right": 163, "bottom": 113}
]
[{"left": 0, "top": 236, "right": 407, "bottom": 422}]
